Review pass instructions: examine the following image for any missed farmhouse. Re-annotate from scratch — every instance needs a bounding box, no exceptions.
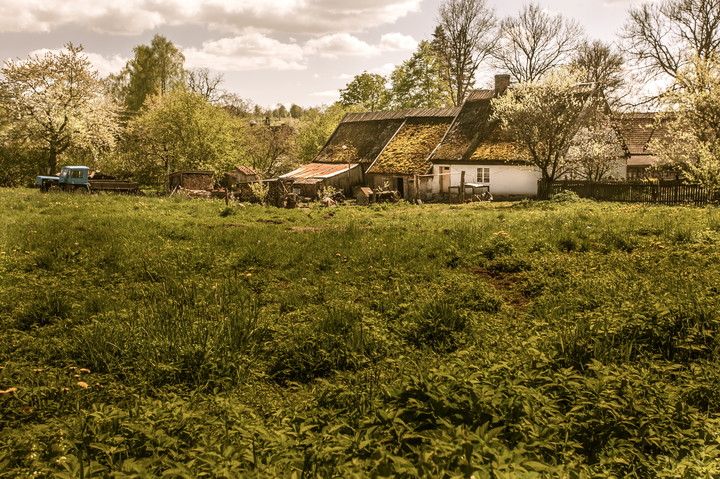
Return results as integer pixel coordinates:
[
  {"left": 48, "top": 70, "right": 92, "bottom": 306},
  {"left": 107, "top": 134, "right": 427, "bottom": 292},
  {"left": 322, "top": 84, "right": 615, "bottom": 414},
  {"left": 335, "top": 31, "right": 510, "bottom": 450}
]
[{"left": 292, "top": 74, "right": 668, "bottom": 202}]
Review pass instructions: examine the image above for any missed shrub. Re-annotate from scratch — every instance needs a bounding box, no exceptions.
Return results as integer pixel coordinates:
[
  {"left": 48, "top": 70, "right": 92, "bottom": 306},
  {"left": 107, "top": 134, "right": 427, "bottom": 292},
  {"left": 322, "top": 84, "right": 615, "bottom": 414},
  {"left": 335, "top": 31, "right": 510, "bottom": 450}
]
[{"left": 402, "top": 300, "right": 470, "bottom": 352}]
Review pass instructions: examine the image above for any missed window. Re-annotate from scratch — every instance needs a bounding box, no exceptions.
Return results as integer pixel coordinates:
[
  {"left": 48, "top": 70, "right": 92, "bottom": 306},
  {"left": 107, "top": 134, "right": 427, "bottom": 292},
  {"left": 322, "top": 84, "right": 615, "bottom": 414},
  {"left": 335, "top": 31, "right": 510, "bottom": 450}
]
[
  {"left": 71, "top": 169, "right": 83, "bottom": 179},
  {"left": 476, "top": 168, "right": 490, "bottom": 183}
]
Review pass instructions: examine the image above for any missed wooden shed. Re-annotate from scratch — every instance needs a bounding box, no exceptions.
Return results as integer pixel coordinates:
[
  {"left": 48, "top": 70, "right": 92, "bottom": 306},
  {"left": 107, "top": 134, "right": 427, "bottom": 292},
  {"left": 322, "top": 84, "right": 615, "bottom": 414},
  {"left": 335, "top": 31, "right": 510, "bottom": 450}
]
[
  {"left": 168, "top": 170, "right": 214, "bottom": 191},
  {"left": 279, "top": 162, "right": 363, "bottom": 197}
]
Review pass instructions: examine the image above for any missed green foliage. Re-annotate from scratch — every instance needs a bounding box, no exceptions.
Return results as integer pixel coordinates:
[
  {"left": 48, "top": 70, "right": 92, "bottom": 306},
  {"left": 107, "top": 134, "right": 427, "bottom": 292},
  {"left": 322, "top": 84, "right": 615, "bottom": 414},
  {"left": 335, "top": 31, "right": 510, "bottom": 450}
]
[
  {"left": 111, "top": 35, "right": 186, "bottom": 112},
  {"left": 112, "top": 90, "right": 246, "bottom": 186},
  {"left": 389, "top": 40, "right": 452, "bottom": 109},
  {"left": 652, "top": 56, "right": 720, "bottom": 191},
  {"left": 248, "top": 181, "right": 270, "bottom": 205},
  {"left": 339, "top": 72, "right": 390, "bottom": 111},
  {"left": 1, "top": 189, "right": 720, "bottom": 477}
]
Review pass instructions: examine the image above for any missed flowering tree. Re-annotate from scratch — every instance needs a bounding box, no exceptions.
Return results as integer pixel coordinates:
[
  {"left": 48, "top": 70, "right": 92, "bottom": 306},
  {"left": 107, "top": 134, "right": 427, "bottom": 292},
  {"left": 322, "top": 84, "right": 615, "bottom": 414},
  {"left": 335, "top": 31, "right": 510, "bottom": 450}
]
[
  {"left": 491, "top": 68, "right": 603, "bottom": 193},
  {"left": 0, "top": 43, "right": 118, "bottom": 175},
  {"left": 567, "top": 120, "right": 626, "bottom": 181},
  {"left": 651, "top": 56, "right": 720, "bottom": 190}
]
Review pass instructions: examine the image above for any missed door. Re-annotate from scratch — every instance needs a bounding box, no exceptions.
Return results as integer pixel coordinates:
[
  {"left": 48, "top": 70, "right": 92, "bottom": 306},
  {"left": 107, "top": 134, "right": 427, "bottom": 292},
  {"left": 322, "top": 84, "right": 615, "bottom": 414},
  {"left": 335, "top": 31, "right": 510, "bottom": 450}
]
[{"left": 439, "top": 166, "right": 450, "bottom": 194}]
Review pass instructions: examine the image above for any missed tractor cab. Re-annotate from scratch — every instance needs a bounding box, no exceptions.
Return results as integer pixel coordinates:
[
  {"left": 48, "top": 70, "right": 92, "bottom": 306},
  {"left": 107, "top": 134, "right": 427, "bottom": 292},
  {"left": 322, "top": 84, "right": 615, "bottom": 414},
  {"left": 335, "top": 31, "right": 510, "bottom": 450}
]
[{"left": 35, "top": 166, "right": 91, "bottom": 192}]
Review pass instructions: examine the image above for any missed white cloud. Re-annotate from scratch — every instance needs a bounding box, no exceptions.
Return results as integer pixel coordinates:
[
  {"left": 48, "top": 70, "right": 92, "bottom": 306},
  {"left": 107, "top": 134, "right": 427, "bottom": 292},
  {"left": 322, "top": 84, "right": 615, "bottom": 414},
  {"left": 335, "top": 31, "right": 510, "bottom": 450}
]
[
  {"left": 304, "top": 33, "right": 379, "bottom": 58},
  {"left": 379, "top": 33, "right": 417, "bottom": 52},
  {"left": 369, "top": 63, "right": 397, "bottom": 77},
  {"left": 183, "top": 34, "right": 306, "bottom": 71},
  {"left": 84, "top": 52, "right": 128, "bottom": 77},
  {"left": 0, "top": 0, "right": 422, "bottom": 35}
]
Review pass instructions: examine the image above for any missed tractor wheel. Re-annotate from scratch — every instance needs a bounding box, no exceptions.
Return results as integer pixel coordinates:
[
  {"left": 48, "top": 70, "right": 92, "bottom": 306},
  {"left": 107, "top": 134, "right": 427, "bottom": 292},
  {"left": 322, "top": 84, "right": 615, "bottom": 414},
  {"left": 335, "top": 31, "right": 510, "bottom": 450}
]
[
  {"left": 74, "top": 186, "right": 88, "bottom": 194},
  {"left": 47, "top": 185, "right": 62, "bottom": 193}
]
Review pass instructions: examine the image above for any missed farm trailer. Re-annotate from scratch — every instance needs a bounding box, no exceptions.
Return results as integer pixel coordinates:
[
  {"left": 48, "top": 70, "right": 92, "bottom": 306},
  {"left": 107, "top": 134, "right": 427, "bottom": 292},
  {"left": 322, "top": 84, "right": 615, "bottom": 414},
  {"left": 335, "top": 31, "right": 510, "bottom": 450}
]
[{"left": 35, "top": 166, "right": 139, "bottom": 194}]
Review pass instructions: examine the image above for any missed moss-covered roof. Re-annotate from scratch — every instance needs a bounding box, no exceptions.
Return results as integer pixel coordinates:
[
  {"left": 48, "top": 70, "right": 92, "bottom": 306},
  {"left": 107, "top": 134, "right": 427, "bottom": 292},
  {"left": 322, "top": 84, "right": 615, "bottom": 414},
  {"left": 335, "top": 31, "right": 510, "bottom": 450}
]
[
  {"left": 431, "top": 91, "right": 494, "bottom": 162},
  {"left": 367, "top": 118, "right": 453, "bottom": 175},
  {"left": 314, "top": 119, "right": 404, "bottom": 164}
]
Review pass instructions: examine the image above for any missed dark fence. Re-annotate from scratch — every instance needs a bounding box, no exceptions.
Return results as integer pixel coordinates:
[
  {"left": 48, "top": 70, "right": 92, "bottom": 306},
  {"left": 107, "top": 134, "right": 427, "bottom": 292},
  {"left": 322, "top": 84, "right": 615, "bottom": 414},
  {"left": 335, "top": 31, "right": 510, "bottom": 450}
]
[{"left": 539, "top": 180, "right": 713, "bottom": 206}]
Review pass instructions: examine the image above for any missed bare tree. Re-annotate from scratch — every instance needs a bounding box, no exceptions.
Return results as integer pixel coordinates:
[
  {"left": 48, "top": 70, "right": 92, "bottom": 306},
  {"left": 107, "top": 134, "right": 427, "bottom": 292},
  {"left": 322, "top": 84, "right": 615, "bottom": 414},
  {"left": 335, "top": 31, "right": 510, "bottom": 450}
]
[
  {"left": 186, "top": 68, "right": 224, "bottom": 103},
  {"left": 623, "top": 0, "right": 720, "bottom": 81},
  {"left": 571, "top": 40, "right": 627, "bottom": 107},
  {"left": 433, "top": 0, "right": 497, "bottom": 106},
  {"left": 494, "top": 3, "right": 585, "bottom": 83}
]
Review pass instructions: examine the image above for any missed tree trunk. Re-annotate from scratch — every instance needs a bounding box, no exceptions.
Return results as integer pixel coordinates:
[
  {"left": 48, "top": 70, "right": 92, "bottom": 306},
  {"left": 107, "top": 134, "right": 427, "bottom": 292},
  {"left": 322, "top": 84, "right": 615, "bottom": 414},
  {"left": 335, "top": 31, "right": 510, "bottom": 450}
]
[{"left": 47, "top": 143, "right": 58, "bottom": 176}]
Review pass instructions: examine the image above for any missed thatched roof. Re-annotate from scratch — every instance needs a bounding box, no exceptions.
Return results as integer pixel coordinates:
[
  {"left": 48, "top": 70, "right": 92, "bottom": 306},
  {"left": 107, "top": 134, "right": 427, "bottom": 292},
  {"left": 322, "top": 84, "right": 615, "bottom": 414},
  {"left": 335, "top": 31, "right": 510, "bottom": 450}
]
[
  {"left": 367, "top": 117, "right": 454, "bottom": 175},
  {"left": 313, "top": 107, "right": 460, "bottom": 166},
  {"left": 313, "top": 118, "right": 405, "bottom": 164},
  {"left": 430, "top": 90, "right": 496, "bottom": 162}
]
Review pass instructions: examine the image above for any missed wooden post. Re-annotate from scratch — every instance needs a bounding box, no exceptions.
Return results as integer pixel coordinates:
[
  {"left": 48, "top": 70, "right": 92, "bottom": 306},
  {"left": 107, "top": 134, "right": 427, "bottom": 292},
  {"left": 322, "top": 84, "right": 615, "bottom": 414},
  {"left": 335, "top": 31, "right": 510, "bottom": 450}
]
[
  {"left": 413, "top": 174, "right": 419, "bottom": 203},
  {"left": 459, "top": 170, "right": 466, "bottom": 203}
]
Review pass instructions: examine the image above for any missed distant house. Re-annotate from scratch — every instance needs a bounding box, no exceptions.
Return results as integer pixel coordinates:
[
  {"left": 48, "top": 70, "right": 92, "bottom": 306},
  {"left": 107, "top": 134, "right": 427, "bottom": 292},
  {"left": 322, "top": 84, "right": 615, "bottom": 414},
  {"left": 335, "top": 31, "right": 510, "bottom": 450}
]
[
  {"left": 223, "top": 165, "right": 257, "bottom": 188},
  {"left": 613, "top": 113, "right": 679, "bottom": 180}
]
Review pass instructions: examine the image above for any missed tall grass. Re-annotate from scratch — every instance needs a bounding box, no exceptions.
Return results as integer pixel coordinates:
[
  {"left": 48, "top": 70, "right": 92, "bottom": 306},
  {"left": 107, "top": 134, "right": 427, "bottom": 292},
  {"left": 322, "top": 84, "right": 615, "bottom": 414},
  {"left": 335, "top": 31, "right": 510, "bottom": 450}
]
[{"left": 2, "top": 188, "right": 720, "bottom": 476}]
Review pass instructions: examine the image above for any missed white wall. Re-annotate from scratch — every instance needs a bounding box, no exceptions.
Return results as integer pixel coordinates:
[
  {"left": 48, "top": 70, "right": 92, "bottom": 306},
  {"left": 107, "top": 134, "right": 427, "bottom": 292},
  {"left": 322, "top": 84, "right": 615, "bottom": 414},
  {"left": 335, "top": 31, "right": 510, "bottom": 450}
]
[{"left": 431, "top": 164, "right": 542, "bottom": 198}]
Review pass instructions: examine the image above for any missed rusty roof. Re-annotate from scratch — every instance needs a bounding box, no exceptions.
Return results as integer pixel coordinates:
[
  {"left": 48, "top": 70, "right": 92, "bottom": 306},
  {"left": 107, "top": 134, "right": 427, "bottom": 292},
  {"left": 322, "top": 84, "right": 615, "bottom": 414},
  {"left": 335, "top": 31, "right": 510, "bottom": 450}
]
[
  {"left": 235, "top": 165, "right": 257, "bottom": 176},
  {"left": 279, "top": 162, "right": 360, "bottom": 183}
]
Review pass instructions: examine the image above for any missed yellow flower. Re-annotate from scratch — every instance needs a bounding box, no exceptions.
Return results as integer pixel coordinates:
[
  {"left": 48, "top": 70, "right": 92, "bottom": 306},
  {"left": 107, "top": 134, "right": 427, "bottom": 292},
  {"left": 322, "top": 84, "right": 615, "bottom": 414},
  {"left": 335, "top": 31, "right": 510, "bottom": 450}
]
[
  {"left": 79, "top": 368, "right": 91, "bottom": 374},
  {"left": 76, "top": 381, "right": 89, "bottom": 388},
  {"left": 0, "top": 387, "right": 18, "bottom": 394}
]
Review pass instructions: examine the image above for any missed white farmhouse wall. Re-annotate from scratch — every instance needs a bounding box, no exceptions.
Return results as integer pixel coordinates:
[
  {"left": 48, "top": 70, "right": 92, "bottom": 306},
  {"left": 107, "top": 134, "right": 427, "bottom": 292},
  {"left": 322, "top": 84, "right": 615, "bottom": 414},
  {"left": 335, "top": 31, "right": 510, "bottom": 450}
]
[{"left": 431, "top": 164, "right": 541, "bottom": 198}]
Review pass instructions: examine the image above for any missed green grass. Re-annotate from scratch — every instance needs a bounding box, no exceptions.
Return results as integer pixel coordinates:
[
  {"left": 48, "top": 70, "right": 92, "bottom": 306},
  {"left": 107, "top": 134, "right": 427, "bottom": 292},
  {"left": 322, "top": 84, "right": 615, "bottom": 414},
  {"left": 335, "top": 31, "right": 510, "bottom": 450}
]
[{"left": 1, "top": 188, "right": 720, "bottom": 477}]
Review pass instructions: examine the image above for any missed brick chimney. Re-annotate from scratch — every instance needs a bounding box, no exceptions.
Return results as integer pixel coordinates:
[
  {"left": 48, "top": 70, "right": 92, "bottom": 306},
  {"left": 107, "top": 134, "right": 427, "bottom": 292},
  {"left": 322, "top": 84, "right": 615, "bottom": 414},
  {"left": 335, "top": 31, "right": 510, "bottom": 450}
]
[{"left": 494, "top": 74, "right": 511, "bottom": 94}]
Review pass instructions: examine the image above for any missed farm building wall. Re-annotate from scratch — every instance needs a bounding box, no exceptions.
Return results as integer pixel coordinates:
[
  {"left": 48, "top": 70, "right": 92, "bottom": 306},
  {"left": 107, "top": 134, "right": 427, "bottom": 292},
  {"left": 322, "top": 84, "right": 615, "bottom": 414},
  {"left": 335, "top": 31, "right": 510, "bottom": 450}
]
[{"left": 430, "top": 164, "right": 542, "bottom": 199}]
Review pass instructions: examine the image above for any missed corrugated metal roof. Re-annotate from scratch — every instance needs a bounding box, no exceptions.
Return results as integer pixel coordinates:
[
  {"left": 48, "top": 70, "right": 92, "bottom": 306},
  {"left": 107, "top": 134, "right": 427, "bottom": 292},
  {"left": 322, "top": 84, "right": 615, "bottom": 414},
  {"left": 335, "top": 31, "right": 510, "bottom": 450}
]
[
  {"left": 464, "top": 89, "right": 495, "bottom": 101},
  {"left": 279, "top": 162, "right": 360, "bottom": 181},
  {"left": 342, "top": 107, "right": 461, "bottom": 123}
]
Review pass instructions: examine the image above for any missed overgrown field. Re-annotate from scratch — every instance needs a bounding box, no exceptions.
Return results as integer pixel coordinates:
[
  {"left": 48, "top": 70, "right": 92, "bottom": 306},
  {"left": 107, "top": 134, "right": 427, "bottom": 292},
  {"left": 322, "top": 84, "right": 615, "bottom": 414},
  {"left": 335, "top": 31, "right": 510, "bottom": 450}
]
[{"left": 2, "top": 188, "right": 720, "bottom": 477}]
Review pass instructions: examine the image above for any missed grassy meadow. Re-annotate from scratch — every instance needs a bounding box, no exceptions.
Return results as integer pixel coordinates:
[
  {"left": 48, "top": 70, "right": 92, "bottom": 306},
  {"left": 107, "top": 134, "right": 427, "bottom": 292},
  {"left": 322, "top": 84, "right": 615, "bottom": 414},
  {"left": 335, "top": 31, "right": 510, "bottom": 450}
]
[{"left": 1, "top": 188, "right": 720, "bottom": 477}]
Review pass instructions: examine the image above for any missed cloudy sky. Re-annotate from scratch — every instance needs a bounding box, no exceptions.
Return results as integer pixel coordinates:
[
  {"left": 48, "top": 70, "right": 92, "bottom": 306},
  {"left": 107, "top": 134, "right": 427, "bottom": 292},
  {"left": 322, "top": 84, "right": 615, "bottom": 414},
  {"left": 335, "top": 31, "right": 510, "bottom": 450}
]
[{"left": 0, "top": 0, "right": 646, "bottom": 108}]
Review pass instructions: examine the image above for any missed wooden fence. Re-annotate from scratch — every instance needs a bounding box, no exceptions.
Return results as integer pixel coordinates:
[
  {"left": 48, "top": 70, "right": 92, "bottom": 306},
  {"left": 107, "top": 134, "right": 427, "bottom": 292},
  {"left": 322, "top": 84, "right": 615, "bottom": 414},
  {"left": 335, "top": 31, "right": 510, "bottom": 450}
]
[{"left": 539, "top": 180, "right": 713, "bottom": 206}]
